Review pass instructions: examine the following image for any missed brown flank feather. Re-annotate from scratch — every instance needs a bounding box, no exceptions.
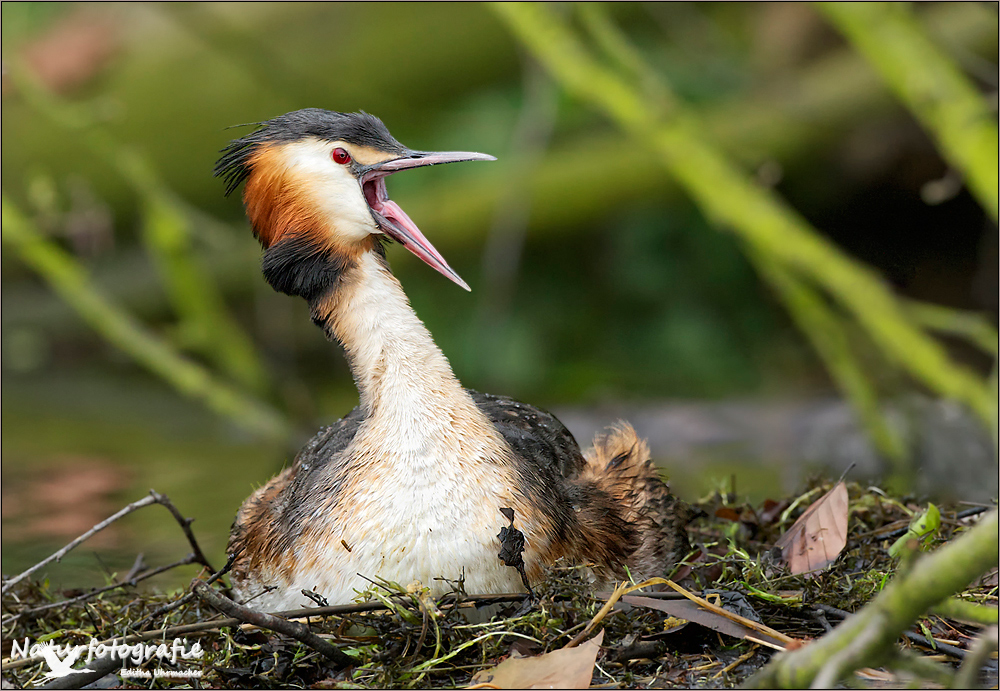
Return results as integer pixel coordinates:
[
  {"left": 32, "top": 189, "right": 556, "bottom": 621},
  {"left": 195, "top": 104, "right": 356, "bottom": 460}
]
[
  {"left": 578, "top": 423, "right": 692, "bottom": 579},
  {"left": 228, "top": 466, "right": 297, "bottom": 589}
]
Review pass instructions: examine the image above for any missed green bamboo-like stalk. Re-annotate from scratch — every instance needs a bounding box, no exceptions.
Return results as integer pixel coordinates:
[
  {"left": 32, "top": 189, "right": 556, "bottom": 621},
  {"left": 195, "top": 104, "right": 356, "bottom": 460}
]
[
  {"left": 2, "top": 196, "right": 289, "bottom": 441},
  {"left": 4, "top": 4, "right": 992, "bottom": 341},
  {"left": 753, "top": 253, "right": 907, "bottom": 464},
  {"left": 574, "top": 3, "right": 907, "bottom": 463},
  {"left": 906, "top": 300, "right": 999, "bottom": 357},
  {"left": 817, "top": 2, "right": 999, "bottom": 223},
  {"left": 7, "top": 62, "right": 270, "bottom": 394},
  {"left": 140, "top": 195, "right": 269, "bottom": 393},
  {"left": 931, "top": 596, "right": 999, "bottom": 625},
  {"left": 576, "top": 3, "right": 674, "bottom": 116},
  {"left": 490, "top": 2, "right": 994, "bottom": 431}
]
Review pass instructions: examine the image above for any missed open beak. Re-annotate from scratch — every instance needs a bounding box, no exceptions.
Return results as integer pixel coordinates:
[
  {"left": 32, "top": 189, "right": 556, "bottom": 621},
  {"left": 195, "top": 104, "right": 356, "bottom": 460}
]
[{"left": 360, "top": 150, "right": 495, "bottom": 291}]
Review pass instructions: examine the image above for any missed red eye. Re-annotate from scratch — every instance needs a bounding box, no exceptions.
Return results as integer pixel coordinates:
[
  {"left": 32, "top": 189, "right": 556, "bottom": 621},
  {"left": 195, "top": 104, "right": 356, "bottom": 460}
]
[{"left": 332, "top": 147, "right": 351, "bottom": 165}]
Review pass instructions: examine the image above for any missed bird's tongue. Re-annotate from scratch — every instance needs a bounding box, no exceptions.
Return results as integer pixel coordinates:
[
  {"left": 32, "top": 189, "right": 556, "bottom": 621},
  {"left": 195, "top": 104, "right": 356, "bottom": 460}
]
[{"left": 379, "top": 198, "right": 470, "bottom": 291}]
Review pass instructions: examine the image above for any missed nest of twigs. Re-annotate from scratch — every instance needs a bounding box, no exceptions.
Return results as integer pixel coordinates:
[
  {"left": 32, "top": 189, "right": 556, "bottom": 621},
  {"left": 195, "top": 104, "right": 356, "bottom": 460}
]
[{"left": 2, "top": 481, "right": 996, "bottom": 689}]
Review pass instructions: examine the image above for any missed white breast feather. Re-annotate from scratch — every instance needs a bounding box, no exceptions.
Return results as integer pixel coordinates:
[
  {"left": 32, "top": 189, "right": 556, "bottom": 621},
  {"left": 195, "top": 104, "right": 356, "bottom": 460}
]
[{"left": 235, "top": 253, "right": 546, "bottom": 612}]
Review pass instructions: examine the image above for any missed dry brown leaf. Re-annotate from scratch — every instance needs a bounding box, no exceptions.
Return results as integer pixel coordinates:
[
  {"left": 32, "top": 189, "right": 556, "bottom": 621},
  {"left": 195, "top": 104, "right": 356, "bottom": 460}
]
[
  {"left": 715, "top": 507, "right": 741, "bottom": 522},
  {"left": 622, "top": 595, "right": 788, "bottom": 651},
  {"left": 775, "top": 481, "right": 849, "bottom": 575},
  {"left": 470, "top": 630, "right": 604, "bottom": 689}
]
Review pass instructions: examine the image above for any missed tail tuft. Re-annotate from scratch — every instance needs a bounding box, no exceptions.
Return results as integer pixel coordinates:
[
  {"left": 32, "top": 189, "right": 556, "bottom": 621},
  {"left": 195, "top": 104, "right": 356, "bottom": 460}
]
[{"left": 580, "top": 423, "right": 692, "bottom": 579}]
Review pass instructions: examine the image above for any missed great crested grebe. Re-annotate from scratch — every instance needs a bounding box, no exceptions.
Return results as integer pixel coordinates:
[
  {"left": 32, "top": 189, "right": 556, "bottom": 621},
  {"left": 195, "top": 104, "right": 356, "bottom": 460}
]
[{"left": 216, "top": 109, "right": 691, "bottom": 611}]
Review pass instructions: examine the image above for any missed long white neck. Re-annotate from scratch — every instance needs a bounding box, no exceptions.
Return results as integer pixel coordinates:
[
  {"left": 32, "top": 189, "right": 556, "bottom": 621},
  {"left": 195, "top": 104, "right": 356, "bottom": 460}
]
[{"left": 314, "top": 251, "right": 477, "bottom": 455}]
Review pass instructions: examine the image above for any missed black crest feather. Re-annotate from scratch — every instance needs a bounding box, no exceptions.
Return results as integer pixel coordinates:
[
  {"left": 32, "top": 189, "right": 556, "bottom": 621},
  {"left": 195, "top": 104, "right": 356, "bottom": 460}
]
[{"left": 214, "top": 109, "right": 407, "bottom": 196}]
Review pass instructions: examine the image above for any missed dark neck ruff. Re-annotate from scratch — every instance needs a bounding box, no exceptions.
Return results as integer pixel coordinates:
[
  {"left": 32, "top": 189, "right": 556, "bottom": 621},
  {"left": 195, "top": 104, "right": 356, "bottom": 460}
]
[{"left": 261, "top": 235, "right": 388, "bottom": 306}]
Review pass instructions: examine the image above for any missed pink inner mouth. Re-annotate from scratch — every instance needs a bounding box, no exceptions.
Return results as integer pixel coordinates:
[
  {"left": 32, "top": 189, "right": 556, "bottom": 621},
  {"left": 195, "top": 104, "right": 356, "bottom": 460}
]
[
  {"left": 362, "top": 177, "right": 387, "bottom": 213},
  {"left": 361, "top": 175, "right": 470, "bottom": 291}
]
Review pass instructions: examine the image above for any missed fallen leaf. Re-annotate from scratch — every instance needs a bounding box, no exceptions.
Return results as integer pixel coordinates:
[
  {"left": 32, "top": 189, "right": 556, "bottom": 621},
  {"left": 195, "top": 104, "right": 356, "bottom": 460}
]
[
  {"left": 470, "top": 630, "right": 604, "bottom": 689},
  {"left": 622, "top": 595, "right": 787, "bottom": 651},
  {"left": 704, "top": 589, "right": 763, "bottom": 622},
  {"left": 760, "top": 499, "right": 790, "bottom": 524},
  {"left": 775, "top": 481, "right": 849, "bottom": 575},
  {"left": 715, "top": 507, "right": 741, "bottom": 522}
]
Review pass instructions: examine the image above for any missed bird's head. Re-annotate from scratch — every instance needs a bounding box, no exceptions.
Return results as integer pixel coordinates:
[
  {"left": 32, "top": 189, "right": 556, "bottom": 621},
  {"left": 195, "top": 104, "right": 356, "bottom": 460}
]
[{"left": 215, "top": 109, "right": 494, "bottom": 297}]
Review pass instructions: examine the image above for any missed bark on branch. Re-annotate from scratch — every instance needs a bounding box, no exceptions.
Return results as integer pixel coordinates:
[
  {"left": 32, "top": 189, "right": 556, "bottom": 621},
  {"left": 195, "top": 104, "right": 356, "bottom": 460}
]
[{"left": 191, "top": 581, "right": 355, "bottom": 669}]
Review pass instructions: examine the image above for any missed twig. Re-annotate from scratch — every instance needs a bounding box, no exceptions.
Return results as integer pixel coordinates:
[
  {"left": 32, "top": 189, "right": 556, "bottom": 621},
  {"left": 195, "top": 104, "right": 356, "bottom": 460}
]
[
  {"left": 191, "top": 581, "right": 354, "bottom": 668},
  {"left": 3, "top": 555, "right": 196, "bottom": 624},
  {"left": 813, "top": 603, "right": 853, "bottom": 619},
  {"left": 148, "top": 490, "right": 216, "bottom": 573},
  {"left": 38, "top": 653, "right": 122, "bottom": 690},
  {"left": 954, "top": 625, "right": 999, "bottom": 689},
  {"left": 567, "top": 581, "right": 631, "bottom": 649},
  {"left": 596, "top": 590, "right": 685, "bottom": 601},
  {"left": 888, "top": 648, "right": 955, "bottom": 687},
  {"left": 818, "top": 603, "right": 973, "bottom": 660},
  {"left": 2, "top": 490, "right": 213, "bottom": 596},
  {"left": 817, "top": 603, "right": 972, "bottom": 660},
  {"left": 567, "top": 577, "right": 683, "bottom": 648},
  {"left": 810, "top": 608, "right": 834, "bottom": 633},
  {"left": 130, "top": 552, "right": 234, "bottom": 631},
  {"left": 239, "top": 593, "right": 528, "bottom": 631},
  {"left": 812, "top": 621, "right": 882, "bottom": 689},
  {"left": 932, "top": 596, "right": 999, "bottom": 625},
  {"left": 0, "top": 592, "right": 531, "bottom": 672},
  {"left": 713, "top": 645, "right": 759, "bottom": 679},
  {"left": 902, "top": 629, "right": 968, "bottom": 660},
  {"left": 123, "top": 553, "right": 146, "bottom": 582},
  {"left": 1, "top": 494, "right": 157, "bottom": 594},
  {"left": 660, "top": 579, "right": 794, "bottom": 645}
]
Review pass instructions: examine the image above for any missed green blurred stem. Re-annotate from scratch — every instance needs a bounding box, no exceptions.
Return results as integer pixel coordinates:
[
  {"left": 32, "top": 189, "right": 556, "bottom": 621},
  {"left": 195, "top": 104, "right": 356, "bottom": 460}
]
[
  {"left": 141, "top": 197, "right": 269, "bottom": 392},
  {"left": 419, "top": 2, "right": 994, "bottom": 243},
  {"left": 2, "top": 197, "right": 289, "bottom": 441},
  {"left": 817, "top": 3, "right": 999, "bottom": 223},
  {"left": 931, "top": 597, "right": 999, "bottom": 626},
  {"left": 576, "top": 3, "right": 674, "bottom": 115},
  {"left": 905, "top": 300, "right": 999, "bottom": 357},
  {"left": 8, "top": 61, "right": 270, "bottom": 395},
  {"left": 5, "top": 5, "right": 992, "bottom": 340},
  {"left": 491, "top": 2, "right": 994, "bottom": 430},
  {"left": 577, "top": 1, "right": 907, "bottom": 465},
  {"left": 753, "top": 253, "right": 907, "bottom": 464}
]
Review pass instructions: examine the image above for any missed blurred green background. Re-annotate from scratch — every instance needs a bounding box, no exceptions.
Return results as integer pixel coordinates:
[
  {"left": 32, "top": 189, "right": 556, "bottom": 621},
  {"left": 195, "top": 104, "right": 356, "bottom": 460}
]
[{"left": 2, "top": 2, "right": 996, "bottom": 589}]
